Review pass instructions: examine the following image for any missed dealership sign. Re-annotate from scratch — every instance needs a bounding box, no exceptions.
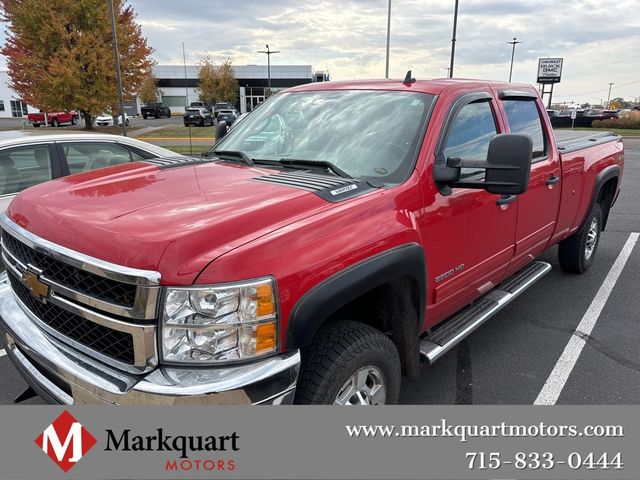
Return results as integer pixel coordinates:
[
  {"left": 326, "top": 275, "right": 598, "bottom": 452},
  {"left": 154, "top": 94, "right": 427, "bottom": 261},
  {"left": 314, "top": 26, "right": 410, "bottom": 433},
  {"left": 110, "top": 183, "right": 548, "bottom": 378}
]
[{"left": 537, "top": 58, "right": 563, "bottom": 84}]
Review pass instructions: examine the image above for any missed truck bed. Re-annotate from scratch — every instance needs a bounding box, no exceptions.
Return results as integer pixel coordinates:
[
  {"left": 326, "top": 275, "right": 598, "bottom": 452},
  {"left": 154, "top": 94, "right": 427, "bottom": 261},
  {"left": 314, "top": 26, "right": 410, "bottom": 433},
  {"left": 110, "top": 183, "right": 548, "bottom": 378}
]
[{"left": 556, "top": 131, "right": 620, "bottom": 154}]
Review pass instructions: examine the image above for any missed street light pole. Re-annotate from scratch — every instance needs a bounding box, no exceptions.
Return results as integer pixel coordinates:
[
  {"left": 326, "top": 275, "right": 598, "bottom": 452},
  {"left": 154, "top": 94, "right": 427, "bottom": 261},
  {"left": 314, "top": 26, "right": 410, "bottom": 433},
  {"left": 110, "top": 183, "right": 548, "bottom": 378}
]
[
  {"left": 507, "top": 37, "right": 522, "bottom": 83},
  {"left": 385, "top": 0, "right": 391, "bottom": 78},
  {"left": 108, "top": 0, "right": 127, "bottom": 136},
  {"left": 606, "top": 83, "right": 614, "bottom": 107},
  {"left": 449, "top": 0, "right": 459, "bottom": 78},
  {"left": 257, "top": 45, "right": 280, "bottom": 97}
]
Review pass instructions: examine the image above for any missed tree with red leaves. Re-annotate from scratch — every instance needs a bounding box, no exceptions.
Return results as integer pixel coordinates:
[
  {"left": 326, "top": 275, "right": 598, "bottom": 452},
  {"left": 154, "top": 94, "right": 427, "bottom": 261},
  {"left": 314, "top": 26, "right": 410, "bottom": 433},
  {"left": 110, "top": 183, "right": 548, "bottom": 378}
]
[{"left": 1, "top": 0, "right": 154, "bottom": 129}]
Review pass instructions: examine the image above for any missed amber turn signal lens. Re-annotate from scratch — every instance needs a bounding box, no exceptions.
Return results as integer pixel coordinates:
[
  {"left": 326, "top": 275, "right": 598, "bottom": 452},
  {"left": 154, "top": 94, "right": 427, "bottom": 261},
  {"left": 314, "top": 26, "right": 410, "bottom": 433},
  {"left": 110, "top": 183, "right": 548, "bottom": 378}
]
[
  {"left": 256, "top": 282, "right": 276, "bottom": 317},
  {"left": 255, "top": 321, "right": 277, "bottom": 353}
]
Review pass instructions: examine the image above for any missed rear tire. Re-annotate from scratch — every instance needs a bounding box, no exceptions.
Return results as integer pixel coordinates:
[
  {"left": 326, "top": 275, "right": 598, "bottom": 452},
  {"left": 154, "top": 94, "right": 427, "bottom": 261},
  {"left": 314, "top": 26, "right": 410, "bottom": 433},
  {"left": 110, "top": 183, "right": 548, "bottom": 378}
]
[
  {"left": 32, "top": 123, "right": 40, "bottom": 128},
  {"left": 295, "top": 321, "right": 401, "bottom": 405},
  {"left": 51, "top": 118, "right": 59, "bottom": 127},
  {"left": 558, "top": 203, "right": 602, "bottom": 274},
  {"left": 143, "top": 114, "right": 148, "bottom": 120}
]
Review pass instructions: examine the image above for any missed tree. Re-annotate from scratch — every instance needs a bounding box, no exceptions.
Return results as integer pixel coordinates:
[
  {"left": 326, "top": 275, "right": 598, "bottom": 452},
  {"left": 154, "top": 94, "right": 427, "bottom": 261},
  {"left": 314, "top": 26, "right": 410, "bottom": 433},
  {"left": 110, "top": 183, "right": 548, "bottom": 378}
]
[
  {"left": 1, "top": 0, "right": 153, "bottom": 129},
  {"left": 197, "top": 55, "right": 217, "bottom": 107},
  {"left": 138, "top": 72, "right": 161, "bottom": 104},
  {"left": 197, "top": 56, "right": 238, "bottom": 106},
  {"left": 216, "top": 59, "right": 238, "bottom": 105}
]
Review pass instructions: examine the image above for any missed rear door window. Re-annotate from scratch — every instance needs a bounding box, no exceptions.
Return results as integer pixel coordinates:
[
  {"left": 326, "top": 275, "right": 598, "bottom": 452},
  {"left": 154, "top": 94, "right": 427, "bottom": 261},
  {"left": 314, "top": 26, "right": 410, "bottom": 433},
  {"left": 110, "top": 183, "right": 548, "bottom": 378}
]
[
  {"left": 60, "top": 142, "right": 135, "bottom": 174},
  {"left": 502, "top": 99, "right": 547, "bottom": 160},
  {"left": 0, "top": 145, "right": 53, "bottom": 195}
]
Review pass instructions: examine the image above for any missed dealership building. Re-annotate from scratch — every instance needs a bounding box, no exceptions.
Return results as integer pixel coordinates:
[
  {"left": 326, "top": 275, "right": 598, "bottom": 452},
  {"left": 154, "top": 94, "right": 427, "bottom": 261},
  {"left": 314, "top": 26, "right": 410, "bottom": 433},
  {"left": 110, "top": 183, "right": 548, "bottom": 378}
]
[
  {"left": 154, "top": 64, "right": 329, "bottom": 114},
  {"left": 0, "top": 65, "right": 329, "bottom": 118},
  {"left": 0, "top": 71, "right": 39, "bottom": 119}
]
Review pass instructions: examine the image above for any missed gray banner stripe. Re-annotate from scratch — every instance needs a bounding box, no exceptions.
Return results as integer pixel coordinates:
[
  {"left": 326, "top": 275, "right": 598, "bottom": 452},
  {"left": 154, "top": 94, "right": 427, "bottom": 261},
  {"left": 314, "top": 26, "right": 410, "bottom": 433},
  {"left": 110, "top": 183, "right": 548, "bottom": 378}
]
[{"left": 0, "top": 406, "right": 636, "bottom": 479}]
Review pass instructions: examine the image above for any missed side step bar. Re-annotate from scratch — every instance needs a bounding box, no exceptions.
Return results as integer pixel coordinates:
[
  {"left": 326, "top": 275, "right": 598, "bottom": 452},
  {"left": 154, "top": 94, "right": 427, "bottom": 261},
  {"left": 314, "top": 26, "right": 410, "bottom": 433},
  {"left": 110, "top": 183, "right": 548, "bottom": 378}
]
[{"left": 419, "top": 261, "right": 551, "bottom": 364}]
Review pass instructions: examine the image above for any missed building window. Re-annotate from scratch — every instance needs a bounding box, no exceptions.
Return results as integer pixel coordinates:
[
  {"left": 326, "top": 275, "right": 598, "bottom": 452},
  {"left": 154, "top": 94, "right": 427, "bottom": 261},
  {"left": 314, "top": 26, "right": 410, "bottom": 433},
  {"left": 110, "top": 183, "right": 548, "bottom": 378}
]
[
  {"left": 160, "top": 96, "right": 187, "bottom": 108},
  {"left": 10, "top": 100, "right": 28, "bottom": 118},
  {"left": 0, "top": 100, "right": 4, "bottom": 112}
]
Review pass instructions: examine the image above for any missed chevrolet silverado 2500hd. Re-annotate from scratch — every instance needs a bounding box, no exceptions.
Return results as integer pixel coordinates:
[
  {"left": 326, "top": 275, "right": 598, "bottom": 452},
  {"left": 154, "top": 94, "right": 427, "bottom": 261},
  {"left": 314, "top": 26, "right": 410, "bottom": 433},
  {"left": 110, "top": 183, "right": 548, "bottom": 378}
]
[{"left": 0, "top": 78, "right": 624, "bottom": 405}]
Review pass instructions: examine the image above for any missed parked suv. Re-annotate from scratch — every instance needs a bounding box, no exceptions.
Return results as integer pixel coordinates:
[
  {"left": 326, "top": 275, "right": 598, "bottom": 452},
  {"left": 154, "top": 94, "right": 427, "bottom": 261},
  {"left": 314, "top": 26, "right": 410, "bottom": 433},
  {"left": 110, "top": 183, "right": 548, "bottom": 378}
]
[
  {"left": 141, "top": 103, "right": 172, "bottom": 119},
  {"left": 183, "top": 107, "right": 214, "bottom": 127}
]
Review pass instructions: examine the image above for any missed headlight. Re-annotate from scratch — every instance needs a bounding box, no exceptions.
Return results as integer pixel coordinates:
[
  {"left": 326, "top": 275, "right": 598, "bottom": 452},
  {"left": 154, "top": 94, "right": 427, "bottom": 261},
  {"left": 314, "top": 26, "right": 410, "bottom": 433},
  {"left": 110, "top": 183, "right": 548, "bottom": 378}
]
[{"left": 161, "top": 278, "right": 278, "bottom": 363}]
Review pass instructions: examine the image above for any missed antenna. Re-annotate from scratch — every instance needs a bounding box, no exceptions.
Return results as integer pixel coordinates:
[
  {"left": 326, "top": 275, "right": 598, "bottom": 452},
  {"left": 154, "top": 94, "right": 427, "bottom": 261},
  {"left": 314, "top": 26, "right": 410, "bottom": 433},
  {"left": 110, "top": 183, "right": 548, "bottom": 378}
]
[{"left": 403, "top": 70, "right": 416, "bottom": 84}]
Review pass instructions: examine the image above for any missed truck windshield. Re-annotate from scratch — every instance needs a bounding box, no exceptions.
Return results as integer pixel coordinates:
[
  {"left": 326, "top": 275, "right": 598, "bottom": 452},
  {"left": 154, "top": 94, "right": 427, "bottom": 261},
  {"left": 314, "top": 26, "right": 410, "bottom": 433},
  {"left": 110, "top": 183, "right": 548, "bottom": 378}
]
[{"left": 212, "top": 90, "right": 434, "bottom": 183}]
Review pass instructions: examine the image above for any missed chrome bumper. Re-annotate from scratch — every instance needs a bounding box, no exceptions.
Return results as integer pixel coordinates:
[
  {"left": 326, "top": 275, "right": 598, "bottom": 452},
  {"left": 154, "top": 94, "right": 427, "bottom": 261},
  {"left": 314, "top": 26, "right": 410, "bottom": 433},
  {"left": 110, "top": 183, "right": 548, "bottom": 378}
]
[{"left": 0, "top": 274, "right": 300, "bottom": 405}]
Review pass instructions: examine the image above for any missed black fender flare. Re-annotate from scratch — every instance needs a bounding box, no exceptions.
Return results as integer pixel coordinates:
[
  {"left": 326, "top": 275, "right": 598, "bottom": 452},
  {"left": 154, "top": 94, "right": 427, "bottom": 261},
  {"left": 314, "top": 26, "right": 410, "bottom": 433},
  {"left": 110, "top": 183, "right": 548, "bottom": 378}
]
[
  {"left": 579, "top": 165, "right": 620, "bottom": 232},
  {"left": 285, "top": 243, "right": 426, "bottom": 350}
]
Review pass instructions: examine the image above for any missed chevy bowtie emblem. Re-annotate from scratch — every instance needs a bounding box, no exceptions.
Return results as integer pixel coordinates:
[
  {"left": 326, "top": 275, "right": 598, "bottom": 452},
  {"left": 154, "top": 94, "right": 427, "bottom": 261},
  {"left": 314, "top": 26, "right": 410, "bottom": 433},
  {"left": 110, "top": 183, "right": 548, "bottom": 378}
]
[{"left": 22, "top": 267, "right": 50, "bottom": 302}]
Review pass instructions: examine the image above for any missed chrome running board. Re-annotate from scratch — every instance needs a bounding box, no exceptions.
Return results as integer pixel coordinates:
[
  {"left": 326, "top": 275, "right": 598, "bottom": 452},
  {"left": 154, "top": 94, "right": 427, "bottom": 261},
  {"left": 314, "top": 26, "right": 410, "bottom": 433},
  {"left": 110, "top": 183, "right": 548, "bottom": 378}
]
[{"left": 420, "top": 261, "right": 552, "bottom": 364}]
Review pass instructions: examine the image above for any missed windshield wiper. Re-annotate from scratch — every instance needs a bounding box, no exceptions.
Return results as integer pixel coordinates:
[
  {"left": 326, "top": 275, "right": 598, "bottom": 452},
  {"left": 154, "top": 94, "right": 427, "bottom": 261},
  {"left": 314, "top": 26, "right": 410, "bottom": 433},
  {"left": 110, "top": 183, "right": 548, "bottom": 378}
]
[
  {"left": 211, "top": 150, "right": 255, "bottom": 166},
  {"left": 277, "top": 158, "right": 351, "bottom": 178}
]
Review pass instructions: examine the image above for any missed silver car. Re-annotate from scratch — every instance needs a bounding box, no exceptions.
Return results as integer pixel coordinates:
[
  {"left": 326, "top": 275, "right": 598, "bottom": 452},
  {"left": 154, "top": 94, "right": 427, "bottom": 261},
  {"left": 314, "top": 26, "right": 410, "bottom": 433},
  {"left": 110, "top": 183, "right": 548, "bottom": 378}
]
[{"left": 0, "top": 131, "right": 181, "bottom": 212}]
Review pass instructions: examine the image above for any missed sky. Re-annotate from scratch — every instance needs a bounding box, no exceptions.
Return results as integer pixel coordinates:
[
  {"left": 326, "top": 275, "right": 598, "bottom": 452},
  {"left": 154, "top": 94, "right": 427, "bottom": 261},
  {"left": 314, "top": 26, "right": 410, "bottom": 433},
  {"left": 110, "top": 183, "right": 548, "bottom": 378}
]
[{"left": 2, "top": 0, "right": 640, "bottom": 105}]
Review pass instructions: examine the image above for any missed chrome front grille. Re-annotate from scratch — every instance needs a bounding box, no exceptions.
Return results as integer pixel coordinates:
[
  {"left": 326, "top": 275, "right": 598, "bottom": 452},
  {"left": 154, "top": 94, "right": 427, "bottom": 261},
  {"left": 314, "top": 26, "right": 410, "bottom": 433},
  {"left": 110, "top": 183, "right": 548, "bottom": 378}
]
[
  {"left": 2, "top": 231, "right": 138, "bottom": 308},
  {"left": 0, "top": 214, "right": 160, "bottom": 372}
]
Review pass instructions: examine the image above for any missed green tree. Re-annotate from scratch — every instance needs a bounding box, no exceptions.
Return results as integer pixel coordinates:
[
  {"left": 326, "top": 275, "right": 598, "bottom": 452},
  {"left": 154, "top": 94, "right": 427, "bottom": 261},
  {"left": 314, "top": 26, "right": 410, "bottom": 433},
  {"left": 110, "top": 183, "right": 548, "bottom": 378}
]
[{"left": 1, "top": 0, "right": 153, "bottom": 129}]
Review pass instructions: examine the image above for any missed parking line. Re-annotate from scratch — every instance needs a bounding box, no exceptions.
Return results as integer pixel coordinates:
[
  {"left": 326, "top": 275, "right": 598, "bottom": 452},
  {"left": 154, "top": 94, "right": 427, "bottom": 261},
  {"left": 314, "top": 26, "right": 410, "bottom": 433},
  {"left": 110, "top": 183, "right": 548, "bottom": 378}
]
[
  {"left": 534, "top": 232, "right": 639, "bottom": 405},
  {"left": 0, "top": 349, "right": 5, "bottom": 358}
]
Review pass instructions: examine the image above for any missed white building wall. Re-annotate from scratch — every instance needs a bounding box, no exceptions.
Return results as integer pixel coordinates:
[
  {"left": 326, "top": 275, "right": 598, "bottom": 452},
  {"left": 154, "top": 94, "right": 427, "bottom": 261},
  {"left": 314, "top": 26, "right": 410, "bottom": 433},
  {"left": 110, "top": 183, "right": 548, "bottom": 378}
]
[{"left": 0, "top": 71, "right": 38, "bottom": 119}]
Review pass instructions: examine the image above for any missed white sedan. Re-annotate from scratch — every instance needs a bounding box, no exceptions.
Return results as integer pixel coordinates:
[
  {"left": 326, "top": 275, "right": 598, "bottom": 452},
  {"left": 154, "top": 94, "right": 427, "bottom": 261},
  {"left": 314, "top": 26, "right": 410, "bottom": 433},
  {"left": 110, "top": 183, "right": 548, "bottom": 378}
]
[
  {"left": 0, "top": 131, "right": 182, "bottom": 212},
  {"left": 94, "top": 112, "right": 130, "bottom": 127}
]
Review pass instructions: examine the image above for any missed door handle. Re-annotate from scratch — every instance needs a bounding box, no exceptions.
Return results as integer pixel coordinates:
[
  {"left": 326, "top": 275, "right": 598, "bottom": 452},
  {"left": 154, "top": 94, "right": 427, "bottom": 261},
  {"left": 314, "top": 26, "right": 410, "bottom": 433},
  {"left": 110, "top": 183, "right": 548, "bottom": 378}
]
[
  {"left": 496, "top": 194, "right": 517, "bottom": 205},
  {"left": 545, "top": 175, "right": 561, "bottom": 186}
]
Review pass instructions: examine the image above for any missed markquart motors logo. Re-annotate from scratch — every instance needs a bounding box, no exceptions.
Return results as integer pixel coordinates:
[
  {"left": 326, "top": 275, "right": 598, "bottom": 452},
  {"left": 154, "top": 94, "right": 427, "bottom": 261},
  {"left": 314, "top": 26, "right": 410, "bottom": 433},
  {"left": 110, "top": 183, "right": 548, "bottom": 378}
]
[
  {"left": 35, "top": 410, "right": 96, "bottom": 472},
  {"left": 35, "top": 410, "right": 239, "bottom": 473}
]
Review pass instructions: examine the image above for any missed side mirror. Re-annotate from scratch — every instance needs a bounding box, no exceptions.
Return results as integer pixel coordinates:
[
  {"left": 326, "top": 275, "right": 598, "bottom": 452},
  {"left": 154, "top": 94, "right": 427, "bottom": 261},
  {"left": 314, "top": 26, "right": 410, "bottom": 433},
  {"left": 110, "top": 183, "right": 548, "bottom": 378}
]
[
  {"left": 435, "top": 133, "right": 533, "bottom": 195},
  {"left": 216, "top": 121, "right": 228, "bottom": 141},
  {"left": 484, "top": 133, "right": 533, "bottom": 194}
]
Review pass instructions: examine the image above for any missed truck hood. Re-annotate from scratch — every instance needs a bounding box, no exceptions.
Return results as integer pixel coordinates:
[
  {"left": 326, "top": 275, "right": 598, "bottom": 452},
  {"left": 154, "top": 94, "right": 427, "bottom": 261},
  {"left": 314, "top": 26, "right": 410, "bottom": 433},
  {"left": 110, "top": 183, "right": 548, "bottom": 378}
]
[{"left": 7, "top": 160, "right": 331, "bottom": 285}]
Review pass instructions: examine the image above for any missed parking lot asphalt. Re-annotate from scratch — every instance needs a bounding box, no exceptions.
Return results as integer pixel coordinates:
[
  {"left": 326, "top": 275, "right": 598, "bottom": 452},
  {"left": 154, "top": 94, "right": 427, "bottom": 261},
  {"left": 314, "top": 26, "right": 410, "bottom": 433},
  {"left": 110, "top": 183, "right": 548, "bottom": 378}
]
[{"left": 0, "top": 136, "right": 638, "bottom": 405}]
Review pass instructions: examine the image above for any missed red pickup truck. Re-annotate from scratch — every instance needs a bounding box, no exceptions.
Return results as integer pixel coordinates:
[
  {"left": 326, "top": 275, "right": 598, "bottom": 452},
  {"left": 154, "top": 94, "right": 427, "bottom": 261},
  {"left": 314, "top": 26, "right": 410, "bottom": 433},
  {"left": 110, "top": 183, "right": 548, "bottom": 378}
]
[
  {"left": 0, "top": 78, "right": 623, "bottom": 405},
  {"left": 27, "top": 111, "right": 78, "bottom": 128}
]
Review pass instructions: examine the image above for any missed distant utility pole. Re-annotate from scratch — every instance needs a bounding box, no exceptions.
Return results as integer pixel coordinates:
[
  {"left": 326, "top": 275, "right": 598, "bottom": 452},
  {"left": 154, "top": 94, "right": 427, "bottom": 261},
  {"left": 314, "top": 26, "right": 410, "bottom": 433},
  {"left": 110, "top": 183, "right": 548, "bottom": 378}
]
[
  {"left": 507, "top": 37, "right": 522, "bottom": 83},
  {"left": 108, "top": 0, "right": 127, "bottom": 136},
  {"left": 182, "top": 42, "right": 192, "bottom": 155},
  {"left": 385, "top": 0, "right": 391, "bottom": 78},
  {"left": 607, "top": 83, "right": 614, "bottom": 107},
  {"left": 449, "top": 0, "right": 459, "bottom": 78},
  {"left": 258, "top": 45, "right": 280, "bottom": 97}
]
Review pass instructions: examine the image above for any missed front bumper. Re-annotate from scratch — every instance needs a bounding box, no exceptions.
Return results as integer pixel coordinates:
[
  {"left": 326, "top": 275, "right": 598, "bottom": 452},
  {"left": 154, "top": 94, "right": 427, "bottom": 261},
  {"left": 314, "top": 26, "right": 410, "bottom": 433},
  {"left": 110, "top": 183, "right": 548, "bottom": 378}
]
[{"left": 0, "top": 274, "right": 300, "bottom": 405}]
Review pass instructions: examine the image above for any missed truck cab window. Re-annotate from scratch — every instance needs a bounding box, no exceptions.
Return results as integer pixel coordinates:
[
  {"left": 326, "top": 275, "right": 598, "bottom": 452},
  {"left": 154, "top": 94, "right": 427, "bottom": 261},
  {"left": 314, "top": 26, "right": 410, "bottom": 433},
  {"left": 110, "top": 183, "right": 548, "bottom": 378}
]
[
  {"left": 443, "top": 100, "right": 498, "bottom": 179},
  {"left": 502, "top": 99, "right": 547, "bottom": 160}
]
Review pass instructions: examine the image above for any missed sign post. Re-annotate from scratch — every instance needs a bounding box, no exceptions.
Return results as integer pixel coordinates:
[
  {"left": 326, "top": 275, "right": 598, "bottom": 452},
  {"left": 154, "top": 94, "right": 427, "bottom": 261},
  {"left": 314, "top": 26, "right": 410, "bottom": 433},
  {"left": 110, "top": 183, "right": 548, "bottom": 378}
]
[
  {"left": 537, "top": 58, "right": 563, "bottom": 109},
  {"left": 570, "top": 108, "right": 577, "bottom": 129}
]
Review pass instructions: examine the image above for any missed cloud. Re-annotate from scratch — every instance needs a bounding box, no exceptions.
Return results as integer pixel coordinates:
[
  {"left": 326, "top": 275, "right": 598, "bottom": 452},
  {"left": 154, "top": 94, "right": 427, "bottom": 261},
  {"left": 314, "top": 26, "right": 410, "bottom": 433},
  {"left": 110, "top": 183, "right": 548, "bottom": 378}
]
[{"left": 1, "top": 0, "right": 639, "bottom": 102}]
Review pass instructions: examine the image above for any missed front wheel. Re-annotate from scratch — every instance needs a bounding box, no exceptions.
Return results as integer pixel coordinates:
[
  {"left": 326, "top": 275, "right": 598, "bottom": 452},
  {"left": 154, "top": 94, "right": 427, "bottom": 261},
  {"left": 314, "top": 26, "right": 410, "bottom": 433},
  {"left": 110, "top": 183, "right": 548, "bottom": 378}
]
[
  {"left": 295, "top": 321, "right": 401, "bottom": 405},
  {"left": 558, "top": 203, "right": 602, "bottom": 274},
  {"left": 32, "top": 123, "right": 40, "bottom": 128},
  {"left": 51, "top": 118, "right": 59, "bottom": 127}
]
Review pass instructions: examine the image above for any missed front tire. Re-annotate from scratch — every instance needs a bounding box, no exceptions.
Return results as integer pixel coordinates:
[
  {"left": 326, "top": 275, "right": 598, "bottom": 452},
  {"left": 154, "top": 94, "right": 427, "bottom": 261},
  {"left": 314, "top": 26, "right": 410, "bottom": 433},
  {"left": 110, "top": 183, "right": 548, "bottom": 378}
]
[
  {"left": 558, "top": 203, "right": 602, "bottom": 274},
  {"left": 51, "top": 118, "right": 59, "bottom": 127},
  {"left": 295, "top": 321, "right": 401, "bottom": 405}
]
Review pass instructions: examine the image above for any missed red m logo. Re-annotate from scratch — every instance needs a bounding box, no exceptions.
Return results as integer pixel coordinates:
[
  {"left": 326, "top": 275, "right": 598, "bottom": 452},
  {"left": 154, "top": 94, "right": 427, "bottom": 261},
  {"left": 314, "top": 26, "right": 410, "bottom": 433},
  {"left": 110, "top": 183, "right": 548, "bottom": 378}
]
[{"left": 35, "top": 410, "right": 96, "bottom": 472}]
